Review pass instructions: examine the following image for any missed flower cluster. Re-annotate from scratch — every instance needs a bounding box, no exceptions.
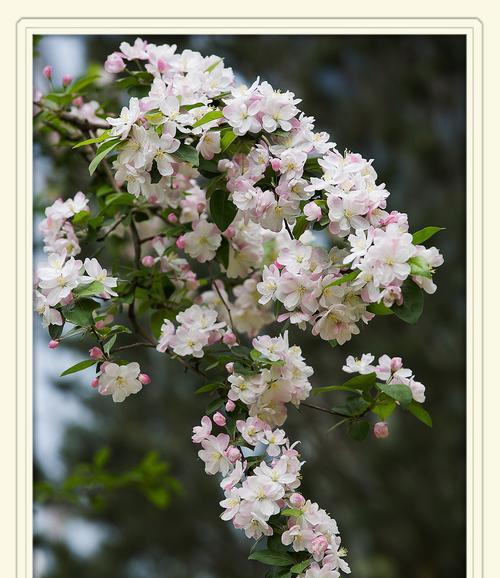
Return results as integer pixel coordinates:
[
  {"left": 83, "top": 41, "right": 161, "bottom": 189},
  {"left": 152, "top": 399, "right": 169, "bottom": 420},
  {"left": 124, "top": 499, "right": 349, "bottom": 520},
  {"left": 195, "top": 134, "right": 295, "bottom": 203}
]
[
  {"left": 157, "top": 304, "right": 227, "bottom": 358},
  {"left": 98, "top": 37, "right": 442, "bottom": 349},
  {"left": 343, "top": 353, "right": 426, "bottom": 403},
  {"left": 39, "top": 191, "right": 88, "bottom": 256},
  {"left": 192, "top": 335, "right": 350, "bottom": 577}
]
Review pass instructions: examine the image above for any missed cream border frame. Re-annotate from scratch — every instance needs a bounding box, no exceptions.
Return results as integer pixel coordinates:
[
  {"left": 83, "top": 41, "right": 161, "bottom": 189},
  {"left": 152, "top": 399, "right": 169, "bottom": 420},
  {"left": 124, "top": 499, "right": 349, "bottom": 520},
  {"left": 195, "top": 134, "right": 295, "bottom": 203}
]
[{"left": 16, "top": 18, "right": 482, "bottom": 578}]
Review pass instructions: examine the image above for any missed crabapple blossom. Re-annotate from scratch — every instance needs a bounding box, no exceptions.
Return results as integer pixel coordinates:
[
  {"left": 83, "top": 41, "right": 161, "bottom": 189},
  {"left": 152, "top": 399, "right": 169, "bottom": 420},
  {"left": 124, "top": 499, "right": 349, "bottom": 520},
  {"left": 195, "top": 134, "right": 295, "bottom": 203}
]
[{"left": 97, "top": 362, "right": 143, "bottom": 403}]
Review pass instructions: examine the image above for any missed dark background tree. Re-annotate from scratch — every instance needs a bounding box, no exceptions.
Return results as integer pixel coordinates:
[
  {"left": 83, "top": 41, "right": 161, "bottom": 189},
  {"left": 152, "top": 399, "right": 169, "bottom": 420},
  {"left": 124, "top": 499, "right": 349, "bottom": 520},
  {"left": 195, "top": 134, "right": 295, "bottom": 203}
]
[{"left": 33, "top": 34, "right": 465, "bottom": 578}]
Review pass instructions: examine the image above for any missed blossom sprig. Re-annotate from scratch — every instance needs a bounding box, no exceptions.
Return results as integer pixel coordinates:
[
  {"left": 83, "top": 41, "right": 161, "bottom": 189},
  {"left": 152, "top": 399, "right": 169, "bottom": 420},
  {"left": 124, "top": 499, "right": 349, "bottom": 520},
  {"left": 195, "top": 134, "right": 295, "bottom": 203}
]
[{"left": 33, "top": 37, "right": 443, "bottom": 577}]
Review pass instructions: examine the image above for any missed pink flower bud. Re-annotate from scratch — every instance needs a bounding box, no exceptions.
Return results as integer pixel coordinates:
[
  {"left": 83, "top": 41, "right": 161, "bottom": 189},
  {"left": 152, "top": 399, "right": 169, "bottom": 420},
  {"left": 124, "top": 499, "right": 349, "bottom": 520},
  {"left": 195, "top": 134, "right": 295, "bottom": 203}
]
[
  {"left": 223, "top": 332, "right": 237, "bottom": 346},
  {"left": 225, "top": 400, "right": 236, "bottom": 412},
  {"left": 104, "top": 52, "right": 126, "bottom": 74},
  {"left": 139, "top": 373, "right": 151, "bottom": 385},
  {"left": 274, "top": 259, "right": 284, "bottom": 270},
  {"left": 91, "top": 378, "right": 99, "bottom": 388},
  {"left": 89, "top": 347, "right": 104, "bottom": 360},
  {"left": 176, "top": 235, "right": 186, "bottom": 250},
  {"left": 62, "top": 74, "right": 73, "bottom": 87},
  {"left": 167, "top": 212, "right": 178, "bottom": 224},
  {"left": 303, "top": 201, "right": 322, "bottom": 222},
  {"left": 43, "top": 66, "right": 52, "bottom": 80},
  {"left": 72, "top": 96, "right": 84, "bottom": 107},
  {"left": 213, "top": 412, "right": 226, "bottom": 427},
  {"left": 390, "top": 357, "right": 403, "bottom": 372},
  {"left": 95, "top": 320, "right": 106, "bottom": 330},
  {"left": 141, "top": 255, "right": 155, "bottom": 268},
  {"left": 196, "top": 202, "right": 205, "bottom": 213},
  {"left": 226, "top": 446, "right": 241, "bottom": 463},
  {"left": 48, "top": 339, "right": 59, "bottom": 349},
  {"left": 225, "top": 362, "right": 234, "bottom": 374},
  {"left": 208, "top": 331, "right": 222, "bottom": 345},
  {"left": 271, "top": 158, "right": 281, "bottom": 171},
  {"left": 157, "top": 58, "right": 168, "bottom": 74},
  {"left": 373, "top": 421, "right": 389, "bottom": 439},
  {"left": 310, "top": 535, "right": 329, "bottom": 559},
  {"left": 289, "top": 493, "right": 306, "bottom": 508},
  {"left": 223, "top": 225, "right": 235, "bottom": 239}
]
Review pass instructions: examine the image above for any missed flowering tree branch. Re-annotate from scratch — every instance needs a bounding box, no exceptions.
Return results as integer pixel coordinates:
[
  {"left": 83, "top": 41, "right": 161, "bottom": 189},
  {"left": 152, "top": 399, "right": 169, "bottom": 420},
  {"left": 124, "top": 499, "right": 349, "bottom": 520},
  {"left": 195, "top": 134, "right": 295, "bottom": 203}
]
[{"left": 34, "top": 39, "right": 443, "bottom": 578}]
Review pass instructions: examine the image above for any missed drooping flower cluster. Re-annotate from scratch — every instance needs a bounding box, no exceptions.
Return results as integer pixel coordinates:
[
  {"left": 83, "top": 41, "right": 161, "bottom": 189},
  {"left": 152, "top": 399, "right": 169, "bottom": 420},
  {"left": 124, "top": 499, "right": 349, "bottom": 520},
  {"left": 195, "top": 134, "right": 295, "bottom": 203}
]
[{"left": 192, "top": 336, "right": 352, "bottom": 577}]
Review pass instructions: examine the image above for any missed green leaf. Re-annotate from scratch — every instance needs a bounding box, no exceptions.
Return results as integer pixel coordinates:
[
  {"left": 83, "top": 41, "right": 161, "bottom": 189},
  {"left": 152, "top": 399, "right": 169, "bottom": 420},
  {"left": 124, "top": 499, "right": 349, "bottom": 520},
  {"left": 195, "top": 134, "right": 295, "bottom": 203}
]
[
  {"left": 372, "top": 400, "right": 396, "bottom": 420},
  {"left": 60, "top": 359, "right": 97, "bottom": 377},
  {"left": 292, "top": 216, "right": 308, "bottom": 239},
  {"left": 210, "top": 188, "right": 237, "bottom": 232},
  {"left": 290, "top": 559, "right": 312, "bottom": 574},
  {"left": 280, "top": 508, "right": 302, "bottom": 517},
  {"left": 345, "top": 394, "right": 371, "bottom": 416},
  {"left": 48, "top": 323, "right": 64, "bottom": 340},
  {"left": 69, "top": 74, "right": 100, "bottom": 94},
  {"left": 312, "top": 385, "right": 359, "bottom": 395},
  {"left": 104, "top": 192, "right": 135, "bottom": 207},
  {"left": 93, "top": 447, "right": 111, "bottom": 468},
  {"left": 206, "top": 398, "right": 225, "bottom": 415},
  {"left": 192, "top": 110, "right": 224, "bottom": 128},
  {"left": 174, "top": 144, "right": 199, "bottom": 167},
  {"left": 407, "top": 401, "right": 433, "bottom": 427},
  {"left": 248, "top": 550, "right": 295, "bottom": 567},
  {"left": 408, "top": 256, "right": 432, "bottom": 278},
  {"left": 412, "top": 226, "right": 445, "bottom": 245},
  {"left": 367, "top": 302, "right": 394, "bottom": 316},
  {"left": 103, "top": 334, "right": 117, "bottom": 356},
  {"left": 342, "top": 372, "right": 377, "bottom": 390},
  {"left": 205, "top": 58, "right": 223, "bottom": 73},
  {"left": 62, "top": 298, "right": 99, "bottom": 326},
  {"left": 326, "top": 270, "right": 359, "bottom": 287},
  {"left": 73, "top": 130, "right": 112, "bottom": 149},
  {"left": 72, "top": 210, "right": 91, "bottom": 226},
  {"left": 216, "top": 237, "right": 230, "bottom": 269},
  {"left": 73, "top": 281, "right": 105, "bottom": 298},
  {"left": 379, "top": 382, "right": 413, "bottom": 407},
  {"left": 393, "top": 279, "right": 424, "bottom": 324},
  {"left": 220, "top": 128, "right": 238, "bottom": 152},
  {"left": 89, "top": 139, "right": 120, "bottom": 175},
  {"left": 348, "top": 419, "right": 370, "bottom": 441},
  {"left": 195, "top": 382, "right": 223, "bottom": 395}
]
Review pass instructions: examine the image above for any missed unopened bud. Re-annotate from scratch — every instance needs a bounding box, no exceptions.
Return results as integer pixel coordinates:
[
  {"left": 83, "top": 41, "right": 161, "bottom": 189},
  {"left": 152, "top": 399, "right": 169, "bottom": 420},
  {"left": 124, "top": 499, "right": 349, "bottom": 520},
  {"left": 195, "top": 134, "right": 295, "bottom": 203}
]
[
  {"left": 48, "top": 339, "right": 59, "bottom": 349},
  {"left": 91, "top": 378, "right": 99, "bottom": 388},
  {"left": 139, "top": 373, "right": 151, "bottom": 385},
  {"left": 225, "top": 362, "right": 234, "bottom": 374},
  {"left": 289, "top": 493, "right": 306, "bottom": 508},
  {"left": 176, "top": 235, "right": 186, "bottom": 250},
  {"left": 226, "top": 446, "right": 241, "bottom": 463},
  {"left": 72, "top": 96, "right": 84, "bottom": 107},
  {"left": 89, "top": 346, "right": 104, "bottom": 360},
  {"left": 167, "top": 213, "right": 178, "bottom": 224},
  {"left": 373, "top": 421, "right": 389, "bottom": 439},
  {"left": 141, "top": 255, "right": 155, "bottom": 268},
  {"left": 225, "top": 399, "right": 236, "bottom": 412},
  {"left": 62, "top": 74, "right": 73, "bottom": 87},
  {"left": 223, "top": 332, "right": 237, "bottom": 346},
  {"left": 42, "top": 65, "right": 52, "bottom": 80},
  {"left": 213, "top": 412, "right": 226, "bottom": 427}
]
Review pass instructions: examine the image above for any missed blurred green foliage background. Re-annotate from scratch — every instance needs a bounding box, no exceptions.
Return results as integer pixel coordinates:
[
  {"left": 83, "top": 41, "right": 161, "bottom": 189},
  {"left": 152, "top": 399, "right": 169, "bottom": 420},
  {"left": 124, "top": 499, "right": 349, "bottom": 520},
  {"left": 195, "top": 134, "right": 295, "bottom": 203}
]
[{"left": 33, "top": 34, "right": 466, "bottom": 578}]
